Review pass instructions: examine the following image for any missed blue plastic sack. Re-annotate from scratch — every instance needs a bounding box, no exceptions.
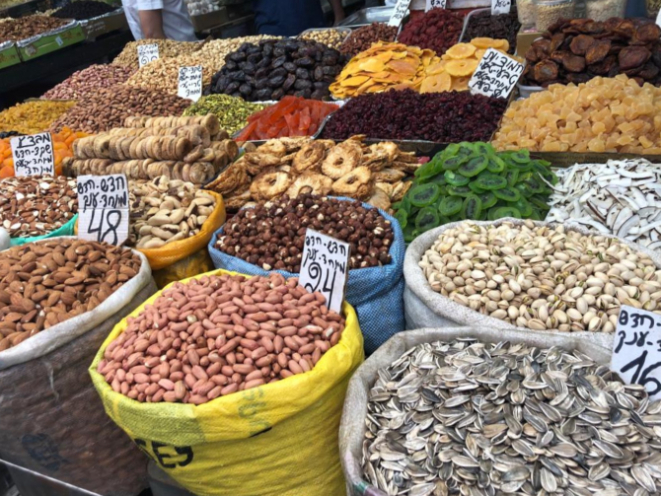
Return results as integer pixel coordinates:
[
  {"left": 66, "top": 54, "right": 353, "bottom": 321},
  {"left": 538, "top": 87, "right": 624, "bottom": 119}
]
[
  {"left": 208, "top": 197, "right": 405, "bottom": 355},
  {"left": 10, "top": 214, "right": 78, "bottom": 247}
]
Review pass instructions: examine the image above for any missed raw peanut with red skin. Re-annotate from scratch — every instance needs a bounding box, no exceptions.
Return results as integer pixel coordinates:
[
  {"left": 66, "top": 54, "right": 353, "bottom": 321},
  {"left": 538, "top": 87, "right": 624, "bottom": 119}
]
[{"left": 99, "top": 273, "right": 344, "bottom": 404}]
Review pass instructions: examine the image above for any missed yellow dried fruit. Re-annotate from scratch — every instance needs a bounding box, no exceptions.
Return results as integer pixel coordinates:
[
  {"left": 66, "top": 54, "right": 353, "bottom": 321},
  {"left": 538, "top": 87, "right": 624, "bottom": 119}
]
[
  {"left": 445, "top": 43, "right": 477, "bottom": 59},
  {"left": 445, "top": 59, "right": 479, "bottom": 77},
  {"left": 420, "top": 72, "right": 452, "bottom": 93},
  {"left": 0, "top": 100, "right": 76, "bottom": 135},
  {"left": 470, "top": 37, "right": 503, "bottom": 49}
]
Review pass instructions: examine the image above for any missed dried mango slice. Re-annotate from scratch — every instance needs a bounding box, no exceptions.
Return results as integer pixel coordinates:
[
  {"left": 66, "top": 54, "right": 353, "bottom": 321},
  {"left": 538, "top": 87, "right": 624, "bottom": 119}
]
[
  {"left": 470, "top": 37, "right": 502, "bottom": 49},
  {"left": 446, "top": 43, "right": 477, "bottom": 60},
  {"left": 420, "top": 72, "right": 452, "bottom": 93},
  {"left": 358, "top": 59, "right": 386, "bottom": 72},
  {"left": 426, "top": 61, "right": 447, "bottom": 75},
  {"left": 388, "top": 60, "right": 418, "bottom": 75},
  {"left": 445, "top": 59, "right": 479, "bottom": 77},
  {"left": 340, "top": 75, "right": 370, "bottom": 87}
]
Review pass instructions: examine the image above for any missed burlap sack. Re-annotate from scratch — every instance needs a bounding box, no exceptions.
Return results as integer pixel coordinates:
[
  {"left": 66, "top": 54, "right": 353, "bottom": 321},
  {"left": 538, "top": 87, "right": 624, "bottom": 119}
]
[
  {"left": 403, "top": 218, "right": 661, "bottom": 350},
  {"left": 0, "top": 240, "right": 157, "bottom": 496},
  {"left": 339, "top": 327, "right": 612, "bottom": 496}
]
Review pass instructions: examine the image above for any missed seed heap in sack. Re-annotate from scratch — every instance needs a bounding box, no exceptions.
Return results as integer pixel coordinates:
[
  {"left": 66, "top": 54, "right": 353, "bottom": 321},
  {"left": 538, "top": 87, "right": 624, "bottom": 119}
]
[
  {"left": 209, "top": 194, "right": 406, "bottom": 355},
  {"left": 0, "top": 237, "right": 156, "bottom": 495},
  {"left": 90, "top": 269, "right": 364, "bottom": 496}
]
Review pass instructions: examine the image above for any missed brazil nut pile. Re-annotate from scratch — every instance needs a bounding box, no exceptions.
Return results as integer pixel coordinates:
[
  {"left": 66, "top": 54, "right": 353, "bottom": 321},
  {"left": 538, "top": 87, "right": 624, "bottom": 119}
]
[
  {"left": 129, "top": 177, "right": 216, "bottom": 249},
  {"left": 215, "top": 194, "right": 395, "bottom": 272},
  {"left": 97, "top": 272, "right": 345, "bottom": 403},
  {"left": 0, "top": 176, "right": 77, "bottom": 238},
  {"left": 0, "top": 239, "right": 142, "bottom": 352}
]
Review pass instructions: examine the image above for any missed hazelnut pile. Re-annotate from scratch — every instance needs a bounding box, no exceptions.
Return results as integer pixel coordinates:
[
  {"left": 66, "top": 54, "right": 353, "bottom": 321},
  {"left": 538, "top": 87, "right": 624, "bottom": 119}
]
[{"left": 215, "top": 194, "right": 394, "bottom": 272}]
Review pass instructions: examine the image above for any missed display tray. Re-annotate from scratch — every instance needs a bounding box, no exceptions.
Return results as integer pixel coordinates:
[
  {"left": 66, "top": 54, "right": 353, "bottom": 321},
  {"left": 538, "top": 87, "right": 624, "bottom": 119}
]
[
  {"left": 79, "top": 8, "right": 128, "bottom": 41},
  {"left": 16, "top": 22, "right": 85, "bottom": 62},
  {"left": 338, "top": 6, "right": 394, "bottom": 27},
  {"left": 0, "top": 41, "right": 20, "bottom": 70},
  {"left": 299, "top": 26, "right": 352, "bottom": 42}
]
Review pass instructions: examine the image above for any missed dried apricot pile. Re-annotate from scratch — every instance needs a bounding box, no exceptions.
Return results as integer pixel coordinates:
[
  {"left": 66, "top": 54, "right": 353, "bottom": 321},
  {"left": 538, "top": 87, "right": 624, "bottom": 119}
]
[
  {"left": 492, "top": 75, "right": 661, "bottom": 153},
  {"left": 236, "top": 96, "right": 338, "bottom": 140},
  {"left": 330, "top": 42, "right": 441, "bottom": 99},
  {"left": 421, "top": 38, "right": 512, "bottom": 94}
]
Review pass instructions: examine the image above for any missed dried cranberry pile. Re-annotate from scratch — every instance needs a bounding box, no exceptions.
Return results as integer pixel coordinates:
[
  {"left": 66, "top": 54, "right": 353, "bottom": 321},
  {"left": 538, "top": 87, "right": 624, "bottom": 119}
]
[
  {"left": 464, "top": 11, "right": 520, "bottom": 54},
  {"left": 398, "top": 8, "right": 464, "bottom": 57},
  {"left": 319, "top": 89, "right": 507, "bottom": 143}
]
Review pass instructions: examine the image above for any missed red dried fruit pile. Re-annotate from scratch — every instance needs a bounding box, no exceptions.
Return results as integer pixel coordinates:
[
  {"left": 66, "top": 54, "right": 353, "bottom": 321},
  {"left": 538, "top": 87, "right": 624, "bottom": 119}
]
[
  {"left": 398, "top": 8, "right": 465, "bottom": 57},
  {"left": 319, "top": 89, "right": 507, "bottom": 143},
  {"left": 236, "top": 96, "right": 339, "bottom": 140}
]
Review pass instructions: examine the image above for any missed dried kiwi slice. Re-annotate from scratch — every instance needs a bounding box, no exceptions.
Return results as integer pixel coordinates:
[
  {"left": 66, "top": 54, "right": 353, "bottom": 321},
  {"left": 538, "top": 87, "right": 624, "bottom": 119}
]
[
  {"left": 441, "top": 155, "right": 468, "bottom": 172},
  {"left": 444, "top": 171, "right": 470, "bottom": 186},
  {"left": 447, "top": 185, "right": 472, "bottom": 197},
  {"left": 409, "top": 183, "right": 441, "bottom": 207},
  {"left": 522, "top": 176, "right": 543, "bottom": 193},
  {"left": 458, "top": 156, "right": 488, "bottom": 177},
  {"left": 415, "top": 207, "right": 440, "bottom": 232},
  {"left": 493, "top": 206, "right": 522, "bottom": 219},
  {"left": 515, "top": 182, "right": 534, "bottom": 198},
  {"left": 439, "top": 195, "right": 463, "bottom": 216},
  {"left": 486, "top": 156, "right": 506, "bottom": 173},
  {"left": 395, "top": 194, "right": 412, "bottom": 213},
  {"left": 478, "top": 191, "right": 497, "bottom": 209},
  {"left": 505, "top": 169, "right": 520, "bottom": 187},
  {"left": 394, "top": 209, "right": 408, "bottom": 228},
  {"left": 468, "top": 182, "right": 486, "bottom": 194},
  {"left": 475, "top": 172, "right": 507, "bottom": 191},
  {"left": 529, "top": 196, "right": 551, "bottom": 211},
  {"left": 512, "top": 198, "right": 533, "bottom": 217},
  {"left": 508, "top": 150, "right": 530, "bottom": 164},
  {"left": 493, "top": 187, "right": 521, "bottom": 202},
  {"left": 403, "top": 224, "right": 417, "bottom": 243},
  {"left": 461, "top": 194, "right": 483, "bottom": 220},
  {"left": 415, "top": 157, "right": 444, "bottom": 180}
]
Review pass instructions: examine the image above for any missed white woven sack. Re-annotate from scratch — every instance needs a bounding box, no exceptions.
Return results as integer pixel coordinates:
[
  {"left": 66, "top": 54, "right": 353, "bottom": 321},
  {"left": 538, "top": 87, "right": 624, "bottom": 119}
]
[
  {"left": 339, "top": 326, "right": 612, "bottom": 496},
  {"left": 403, "top": 218, "right": 661, "bottom": 350},
  {"left": 0, "top": 228, "right": 9, "bottom": 252}
]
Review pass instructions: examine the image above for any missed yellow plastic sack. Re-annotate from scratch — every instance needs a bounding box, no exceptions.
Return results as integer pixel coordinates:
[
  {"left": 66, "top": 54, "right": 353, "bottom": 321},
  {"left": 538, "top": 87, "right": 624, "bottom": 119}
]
[{"left": 89, "top": 268, "right": 364, "bottom": 496}]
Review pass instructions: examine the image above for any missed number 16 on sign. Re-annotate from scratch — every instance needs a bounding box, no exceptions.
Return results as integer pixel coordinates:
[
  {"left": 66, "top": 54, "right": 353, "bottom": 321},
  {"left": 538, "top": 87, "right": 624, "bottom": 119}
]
[{"left": 611, "top": 305, "right": 661, "bottom": 399}]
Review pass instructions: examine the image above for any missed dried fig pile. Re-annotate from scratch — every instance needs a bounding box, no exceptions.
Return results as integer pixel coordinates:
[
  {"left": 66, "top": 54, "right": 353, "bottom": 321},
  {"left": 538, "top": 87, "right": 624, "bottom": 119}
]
[
  {"left": 209, "top": 39, "right": 346, "bottom": 101},
  {"left": 524, "top": 17, "right": 661, "bottom": 87}
]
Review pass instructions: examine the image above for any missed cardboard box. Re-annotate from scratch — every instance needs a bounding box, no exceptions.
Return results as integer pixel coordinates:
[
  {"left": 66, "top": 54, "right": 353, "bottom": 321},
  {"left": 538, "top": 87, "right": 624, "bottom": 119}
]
[
  {"left": 17, "top": 24, "right": 85, "bottom": 61},
  {"left": 0, "top": 42, "right": 20, "bottom": 70},
  {"left": 516, "top": 29, "right": 541, "bottom": 57}
]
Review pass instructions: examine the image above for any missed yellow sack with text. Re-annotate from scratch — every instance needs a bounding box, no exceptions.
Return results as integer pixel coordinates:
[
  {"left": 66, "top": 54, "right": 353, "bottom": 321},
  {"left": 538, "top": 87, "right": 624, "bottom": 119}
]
[{"left": 89, "top": 268, "right": 364, "bottom": 496}]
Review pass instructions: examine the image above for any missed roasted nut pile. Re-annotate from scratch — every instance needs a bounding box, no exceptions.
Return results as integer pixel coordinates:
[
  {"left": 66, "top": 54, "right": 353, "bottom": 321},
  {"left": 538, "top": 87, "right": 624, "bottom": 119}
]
[
  {"left": 0, "top": 15, "right": 69, "bottom": 43},
  {"left": 97, "top": 272, "right": 345, "bottom": 403},
  {"left": 49, "top": 86, "right": 190, "bottom": 133},
  {"left": 492, "top": 75, "right": 661, "bottom": 153},
  {"left": 420, "top": 220, "right": 661, "bottom": 332},
  {"left": 364, "top": 338, "right": 661, "bottom": 496},
  {"left": 0, "top": 100, "right": 75, "bottom": 135},
  {"left": 183, "top": 95, "right": 267, "bottom": 135},
  {"left": 129, "top": 177, "right": 215, "bottom": 249},
  {"left": 111, "top": 39, "right": 201, "bottom": 71},
  {"left": 0, "top": 176, "right": 77, "bottom": 238},
  {"left": 339, "top": 23, "right": 397, "bottom": 58},
  {"left": 125, "top": 55, "right": 214, "bottom": 94},
  {"left": 523, "top": 18, "right": 661, "bottom": 87},
  {"left": 216, "top": 194, "right": 394, "bottom": 272},
  {"left": 209, "top": 39, "right": 346, "bottom": 101},
  {"left": 42, "top": 65, "right": 135, "bottom": 100},
  {"left": 299, "top": 28, "right": 348, "bottom": 50},
  {"left": 398, "top": 8, "right": 465, "bottom": 57},
  {"left": 0, "top": 239, "right": 142, "bottom": 352}
]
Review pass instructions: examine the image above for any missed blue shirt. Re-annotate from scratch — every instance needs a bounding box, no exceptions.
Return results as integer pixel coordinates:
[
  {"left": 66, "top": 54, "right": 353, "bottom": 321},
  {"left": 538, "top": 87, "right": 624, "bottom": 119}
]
[{"left": 254, "top": 0, "right": 327, "bottom": 36}]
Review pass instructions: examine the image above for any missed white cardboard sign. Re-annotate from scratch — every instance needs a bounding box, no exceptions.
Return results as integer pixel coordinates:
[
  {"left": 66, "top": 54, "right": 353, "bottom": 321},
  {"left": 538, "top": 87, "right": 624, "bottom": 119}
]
[
  {"left": 388, "top": 0, "right": 411, "bottom": 27},
  {"left": 77, "top": 174, "right": 130, "bottom": 246},
  {"left": 469, "top": 48, "right": 524, "bottom": 99},
  {"left": 298, "top": 229, "right": 350, "bottom": 313},
  {"left": 491, "top": 0, "right": 511, "bottom": 15},
  {"left": 426, "top": 0, "right": 446, "bottom": 11},
  {"left": 177, "top": 66, "right": 203, "bottom": 102},
  {"left": 137, "top": 44, "right": 159, "bottom": 68},
  {"left": 10, "top": 132, "right": 55, "bottom": 176},
  {"left": 611, "top": 305, "right": 661, "bottom": 400}
]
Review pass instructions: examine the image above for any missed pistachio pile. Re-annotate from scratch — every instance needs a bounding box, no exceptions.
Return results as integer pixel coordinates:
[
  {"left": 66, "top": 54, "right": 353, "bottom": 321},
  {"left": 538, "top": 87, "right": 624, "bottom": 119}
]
[
  {"left": 129, "top": 177, "right": 216, "bottom": 249},
  {"left": 420, "top": 220, "right": 661, "bottom": 333},
  {"left": 183, "top": 95, "right": 267, "bottom": 135}
]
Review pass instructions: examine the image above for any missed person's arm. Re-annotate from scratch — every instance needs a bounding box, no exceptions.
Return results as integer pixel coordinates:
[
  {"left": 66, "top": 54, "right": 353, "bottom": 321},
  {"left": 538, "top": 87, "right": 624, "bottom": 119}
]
[
  {"left": 139, "top": 9, "right": 166, "bottom": 38},
  {"left": 329, "top": 0, "right": 345, "bottom": 24}
]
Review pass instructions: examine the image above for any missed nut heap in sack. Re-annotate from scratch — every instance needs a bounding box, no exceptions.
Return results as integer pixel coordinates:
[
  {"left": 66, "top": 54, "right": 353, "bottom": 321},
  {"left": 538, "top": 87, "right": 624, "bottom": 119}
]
[{"left": 97, "top": 272, "right": 345, "bottom": 404}]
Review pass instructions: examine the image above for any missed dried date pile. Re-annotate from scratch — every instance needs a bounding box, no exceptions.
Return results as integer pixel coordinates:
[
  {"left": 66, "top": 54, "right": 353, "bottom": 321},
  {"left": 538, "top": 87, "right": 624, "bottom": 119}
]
[
  {"left": 398, "top": 8, "right": 464, "bottom": 57},
  {"left": 215, "top": 194, "right": 394, "bottom": 272},
  {"left": 524, "top": 17, "right": 661, "bottom": 87},
  {"left": 463, "top": 11, "right": 520, "bottom": 55},
  {"left": 209, "top": 39, "right": 346, "bottom": 101},
  {"left": 320, "top": 89, "right": 507, "bottom": 143}
]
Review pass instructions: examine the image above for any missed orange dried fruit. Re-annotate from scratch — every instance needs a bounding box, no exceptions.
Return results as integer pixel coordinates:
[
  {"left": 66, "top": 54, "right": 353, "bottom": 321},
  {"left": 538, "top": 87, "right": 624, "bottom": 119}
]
[
  {"left": 387, "top": 60, "right": 417, "bottom": 75},
  {"left": 358, "top": 59, "right": 386, "bottom": 72},
  {"left": 474, "top": 49, "right": 487, "bottom": 61},
  {"left": 340, "top": 75, "right": 370, "bottom": 87},
  {"left": 420, "top": 72, "right": 452, "bottom": 93},
  {"left": 445, "top": 43, "right": 477, "bottom": 59},
  {"left": 470, "top": 37, "right": 501, "bottom": 49},
  {"left": 451, "top": 76, "right": 470, "bottom": 91},
  {"left": 426, "top": 61, "right": 446, "bottom": 75},
  {"left": 445, "top": 59, "right": 479, "bottom": 77}
]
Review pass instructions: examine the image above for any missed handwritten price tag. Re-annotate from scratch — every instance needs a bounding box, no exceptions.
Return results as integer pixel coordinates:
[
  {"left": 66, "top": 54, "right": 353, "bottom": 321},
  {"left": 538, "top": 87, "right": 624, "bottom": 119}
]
[
  {"left": 426, "top": 0, "right": 446, "bottom": 11},
  {"left": 137, "top": 44, "right": 159, "bottom": 68},
  {"left": 10, "top": 133, "right": 55, "bottom": 177},
  {"left": 388, "top": 0, "right": 411, "bottom": 27},
  {"left": 177, "top": 66, "right": 203, "bottom": 102},
  {"left": 611, "top": 305, "right": 661, "bottom": 400},
  {"left": 469, "top": 48, "right": 524, "bottom": 99},
  {"left": 77, "top": 174, "right": 130, "bottom": 246},
  {"left": 298, "top": 229, "right": 350, "bottom": 313},
  {"left": 491, "top": 0, "right": 511, "bottom": 15}
]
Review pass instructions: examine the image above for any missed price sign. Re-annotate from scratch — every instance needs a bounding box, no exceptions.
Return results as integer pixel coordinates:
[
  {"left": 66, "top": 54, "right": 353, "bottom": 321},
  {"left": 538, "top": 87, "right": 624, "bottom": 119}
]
[
  {"left": 55, "top": 35, "right": 63, "bottom": 47},
  {"left": 469, "top": 48, "right": 524, "bottom": 99},
  {"left": 137, "top": 44, "right": 159, "bottom": 68},
  {"left": 388, "top": 0, "right": 411, "bottom": 26},
  {"left": 298, "top": 229, "right": 350, "bottom": 313},
  {"left": 77, "top": 174, "right": 130, "bottom": 246},
  {"left": 426, "top": 0, "right": 446, "bottom": 11},
  {"left": 611, "top": 305, "right": 661, "bottom": 400},
  {"left": 177, "top": 66, "right": 203, "bottom": 102},
  {"left": 10, "top": 133, "right": 55, "bottom": 177},
  {"left": 491, "top": 0, "right": 511, "bottom": 15}
]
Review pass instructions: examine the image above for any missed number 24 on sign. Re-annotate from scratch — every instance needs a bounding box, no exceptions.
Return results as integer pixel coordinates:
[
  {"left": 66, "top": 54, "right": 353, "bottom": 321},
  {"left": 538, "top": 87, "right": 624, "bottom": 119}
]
[{"left": 611, "top": 305, "right": 661, "bottom": 399}]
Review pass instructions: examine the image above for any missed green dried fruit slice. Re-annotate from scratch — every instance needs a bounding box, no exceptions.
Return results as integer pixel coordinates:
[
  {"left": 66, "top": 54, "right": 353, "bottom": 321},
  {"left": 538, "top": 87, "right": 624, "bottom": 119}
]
[
  {"left": 442, "top": 155, "right": 468, "bottom": 172},
  {"left": 515, "top": 182, "right": 534, "bottom": 198},
  {"left": 468, "top": 182, "right": 486, "bottom": 194},
  {"left": 529, "top": 209, "right": 542, "bottom": 221},
  {"left": 493, "top": 206, "right": 522, "bottom": 219},
  {"left": 458, "top": 156, "right": 488, "bottom": 177},
  {"left": 439, "top": 195, "right": 463, "bottom": 216},
  {"left": 529, "top": 196, "right": 551, "bottom": 211},
  {"left": 394, "top": 209, "right": 408, "bottom": 228},
  {"left": 475, "top": 172, "right": 507, "bottom": 190},
  {"left": 439, "top": 215, "right": 451, "bottom": 226},
  {"left": 394, "top": 194, "right": 412, "bottom": 213},
  {"left": 415, "top": 207, "right": 440, "bottom": 232},
  {"left": 415, "top": 157, "right": 444, "bottom": 180},
  {"left": 505, "top": 169, "right": 520, "bottom": 187},
  {"left": 478, "top": 191, "right": 497, "bottom": 209},
  {"left": 509, "top": 150, "right": 530, "bottom": 164},
  {"left": 409, "top": 183, "right": 441, "bottom": 207},
  {"left": 461, "top": 194, "right": 483, "bottom": 220},
  {"left": 493, "top": 187, "right": 521, "bottom": 202},
  {"left": 474, "top": 142, "right": 495, "bottom": 156},
  {"left": 486, "top": 156, "right": 506, "bottom": 173},
  {"left": 444, "top": 171, "right": 470, "bottom": 186},
  {"left": 512, "top": 198, "right": 533, "bottom": 217},
  {"left": 522, "top": 176, "right": 543, "bottom": 193},
  {"left": 447, "top": 185, "right": 472, "bottom": 197},
  {"left": 442, "top": 143, "right": 461, "bottom": 158}
]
